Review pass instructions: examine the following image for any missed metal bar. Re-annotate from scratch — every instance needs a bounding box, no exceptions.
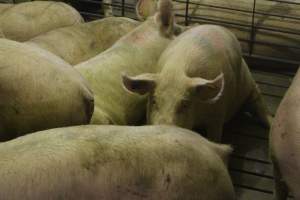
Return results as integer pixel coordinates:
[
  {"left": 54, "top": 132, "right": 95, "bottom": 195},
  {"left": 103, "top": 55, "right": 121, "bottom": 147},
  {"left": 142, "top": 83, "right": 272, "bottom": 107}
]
[
  {"left": 230, "top": 168, "right": 274, "bottom": 179},
  {"left": 266, "top": 0, "right": 300, "bottom": 6},
  {"left": 77, "top": 0, "right": 136, "bottom": 11},
  {"left": 233, "top": 184, "right": 273, "bottom": 194},
  {"left": 77, "top": 0, "right": 102, "bottom": 4},
  {"left": 243, "top": 53, "right": 300, "bottom": 66},
  {"left": 174, "top": 0, "right": 252, "bottom": 13},
  {"left": 249, "top": 0, "right": 257, "bottom": 55},
  {"left": 255, "top": 11, "right": 300, "bottom": 21},
  {"left": 238, "top": 38, "right": 300, "bottom": 51},
  {"left": 121, "top": 0, "right": 125, "bottom": 16},
  {"left": 102, "top": 2, "right": 135, "bottom": 10},
  {"left": 248, "top": 26, "right": 300, "bottom": 37},
  {"left": 184, "top": 0, "right": 190, "bottom": 26},
  {"left": 232, "top": 154, "right": 271, "bottom": 164},
  {"left": 76, "top": 0, "right": 300, "bottom": 68},
  {"left": 180, "top": 14, "right": 300, "bottom": 36},
  {"left": 79, "top": 11, "right": 104, "bottom": 18},
  {"left": 177, "top": 14, "right": 252, "bottom": 28},
  {"left": 173, "top": 0, "right": 300, "bottom": 21}
]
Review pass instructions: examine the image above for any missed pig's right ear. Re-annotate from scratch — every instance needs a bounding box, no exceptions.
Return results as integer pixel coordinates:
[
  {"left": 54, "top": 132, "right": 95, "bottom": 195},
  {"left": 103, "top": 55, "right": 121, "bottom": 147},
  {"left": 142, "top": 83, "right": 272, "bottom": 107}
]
[
  {"left": 189, "top": 73, "right": 225, "bottom": 103},
  {"left": 122, "top": 73, "right": 157, "bottom": 95},
  {"left": 136, "top": 0, "right": 158, "bottom": 21}
]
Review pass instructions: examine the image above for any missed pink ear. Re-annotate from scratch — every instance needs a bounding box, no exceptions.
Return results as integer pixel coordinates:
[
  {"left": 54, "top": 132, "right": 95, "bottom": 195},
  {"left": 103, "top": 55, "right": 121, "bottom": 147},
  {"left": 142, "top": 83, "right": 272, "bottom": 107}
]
[
  {"left": 122, "top": 73, "right": 157, "bottom": 95},
  {"left": 191, "top": 73, "right": 225, "bottom": 104}
]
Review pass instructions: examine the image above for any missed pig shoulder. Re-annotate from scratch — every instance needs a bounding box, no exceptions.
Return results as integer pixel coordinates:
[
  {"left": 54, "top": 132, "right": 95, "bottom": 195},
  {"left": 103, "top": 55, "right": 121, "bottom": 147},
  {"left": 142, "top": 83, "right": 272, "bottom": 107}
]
[{"left": 0, "top": 125, "right": 235, "bottom": 200}]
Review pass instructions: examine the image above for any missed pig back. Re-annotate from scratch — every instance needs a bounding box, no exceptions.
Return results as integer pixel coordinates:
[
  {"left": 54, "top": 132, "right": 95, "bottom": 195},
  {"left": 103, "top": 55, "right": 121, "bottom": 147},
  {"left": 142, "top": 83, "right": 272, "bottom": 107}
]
[
  {"left": 0, "top": 1, "right": 84, "bottom": 42},
  {"left": 270, "top": 68, "right": 300, "bottom": 196},
  {"left": 0, "top": 39, "right": 94, "bottom": 141},
  {"left": 27, "top": 17, "right": 140, "bottom": 65},
  {"left": 0, "top": 125, "right": 235, "bottom": 200}
]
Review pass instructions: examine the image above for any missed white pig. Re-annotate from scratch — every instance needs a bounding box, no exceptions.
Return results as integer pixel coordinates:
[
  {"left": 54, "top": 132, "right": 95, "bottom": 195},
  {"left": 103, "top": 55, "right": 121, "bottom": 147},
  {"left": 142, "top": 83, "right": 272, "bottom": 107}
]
[
  {"left": 123, "top": 25, "right": 271, "bottom": 141},
  {"left": 0, "top": 125, "right": 235, "bottom": 200},
  {"left": 0, "top": 39, "right": 94, "bottom": 141},
  {"left": 27, "top": 17, "right": 139, "bottom": 65},
  {"left": 75, "top": 0, "right": 183, "bottom": 125},
  {"left": 0, "top": 1, "right": 83, "bottom": 41},
  {"left": 270, "top": 67, "right": 300, "bottom": 200}
]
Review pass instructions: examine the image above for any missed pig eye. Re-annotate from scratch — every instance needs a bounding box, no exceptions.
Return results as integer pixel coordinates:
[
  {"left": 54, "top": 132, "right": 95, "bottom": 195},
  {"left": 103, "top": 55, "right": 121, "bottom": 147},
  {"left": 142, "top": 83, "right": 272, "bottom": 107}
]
[{"left": 177, "top": 100, "right": 190, "bottom": 114}]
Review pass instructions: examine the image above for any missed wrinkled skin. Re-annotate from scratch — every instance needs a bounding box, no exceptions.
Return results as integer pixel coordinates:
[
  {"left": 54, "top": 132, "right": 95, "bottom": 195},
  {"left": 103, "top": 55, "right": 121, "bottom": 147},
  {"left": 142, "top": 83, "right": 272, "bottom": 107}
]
[
  {"left": 0, "top": 125, "right": 235, "bottom": 200},
  {"left": 0, "top": 39, "right": 94, "bottom": 141},
  {"left": 27, "top": 17, "right": 140, "bottom": 65},
  {"left": 0, "top": 1, "right": 83, "bottom": 42},
  {"left": 124, "top": 25, "right": 271, "bottom": 141},
  {"left": 75, "top": 0, "right": 183, "bottom": 125},
  {"left": 270, "top": 68, "right": 300, "bottom": 200}
]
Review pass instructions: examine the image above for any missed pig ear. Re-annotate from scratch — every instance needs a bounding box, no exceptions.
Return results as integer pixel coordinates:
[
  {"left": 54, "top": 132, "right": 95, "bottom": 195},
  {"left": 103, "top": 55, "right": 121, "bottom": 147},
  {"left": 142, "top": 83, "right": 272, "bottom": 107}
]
[
  {"left": 122, "top": 73, "right": 157, "bottom": 95},
  {"left": 155, "top": 0, "right": 175, "bottom": 38},
  {"left": 136, "top": 0, "right": 158, "bottom": 21},
  {"left": 190, "top": 73, "right": 225, "bottom": 103}
]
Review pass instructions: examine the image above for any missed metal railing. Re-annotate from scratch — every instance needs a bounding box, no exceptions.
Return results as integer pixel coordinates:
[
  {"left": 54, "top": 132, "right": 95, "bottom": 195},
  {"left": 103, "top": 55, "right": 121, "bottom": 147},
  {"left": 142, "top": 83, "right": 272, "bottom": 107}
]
[{"left": 2, "top": 0, "right": 299, "bottom": 68}]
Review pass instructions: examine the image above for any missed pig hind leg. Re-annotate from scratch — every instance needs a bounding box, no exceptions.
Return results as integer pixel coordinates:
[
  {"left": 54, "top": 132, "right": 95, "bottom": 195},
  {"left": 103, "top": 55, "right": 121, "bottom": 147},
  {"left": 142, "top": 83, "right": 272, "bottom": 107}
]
[
  {"left": 273, "top": 161, "right": 289, "bottom": 200},
  {"left": 244, "top": 84, "right": 272, "bottom": 128}
]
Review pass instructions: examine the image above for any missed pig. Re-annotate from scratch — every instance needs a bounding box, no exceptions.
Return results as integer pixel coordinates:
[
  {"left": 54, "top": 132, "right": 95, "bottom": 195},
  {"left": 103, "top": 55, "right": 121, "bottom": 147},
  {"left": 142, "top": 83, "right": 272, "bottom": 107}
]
[
  {"left": 75, "top": 0, "right": 183, "bottom": 125},
  {"left": 0, "top": 38, "right": 94, "bottom": 141},
  {"left": 270, "top": 68, "right": 300, "bottom": 200},
  {"left": 26, "top": 17, "right": 140, "bottom": 65},
  {"left": 0, "top": 1, "right": 83, "bottom": 42},
  {"left": 123, "top": 25, "right": 272, "bottom": 142},
  {"left": 0, "top": 125, "right": 235, "bottom": 200}
]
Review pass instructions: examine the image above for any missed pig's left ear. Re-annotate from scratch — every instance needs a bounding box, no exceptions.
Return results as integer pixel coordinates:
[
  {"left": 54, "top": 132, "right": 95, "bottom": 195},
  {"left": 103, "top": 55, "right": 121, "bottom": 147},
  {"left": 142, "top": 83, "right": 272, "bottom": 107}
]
[
  {"left": 189, "top": 73, "right": 225, "bottom": 103},
  {"left": 155, "top": 0, "right": 175, "bottom": 38},
  {"left": 136, "top": 0, "right": 158, "bottom": 21},
  {"left": 122, "top": 73, "right": 157, "bottom": 95}
]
